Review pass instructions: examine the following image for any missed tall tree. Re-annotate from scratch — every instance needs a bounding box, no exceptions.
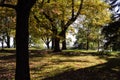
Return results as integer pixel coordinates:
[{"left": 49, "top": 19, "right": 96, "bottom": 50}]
[
  {"left": 29, "top": 12, "right": 53, "bottom": 49},
  {"left": 102, "top": 0, "right": 120, "bottom": 50},
  {"left": 33, "top": 0, "right": 84, "bottom": 52},
  {"left": 34, "top": 0, "right": 111, "bottom": 52},
  {"left": 102, "top": 21, "right": 120, "bottom": 50},
  {"left": 74, "top": 0, "right": 111, "bottom": 50},
  {"left": 0, "top": 7, "right": 15, "bottom": 48},
  {"left": 0, "top": 0, "right": 37, "bottom": 80}
]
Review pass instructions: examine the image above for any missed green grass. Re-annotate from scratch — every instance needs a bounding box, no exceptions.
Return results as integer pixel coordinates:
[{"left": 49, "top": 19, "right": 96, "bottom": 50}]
[
  {"left": 0, "top": 50, "right": 120, "bottom": 80},
  {"left": 63, "top": 49, "right": 97, "bottom": 52}
]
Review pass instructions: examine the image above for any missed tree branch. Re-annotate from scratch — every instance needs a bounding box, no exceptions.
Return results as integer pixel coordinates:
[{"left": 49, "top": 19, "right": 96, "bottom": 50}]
[
  {"left": 72, "top": 0, "right": 74, "bottom": 18},
  {"left": 0, "top": 3, "right": 16, "bottom": 9},
  {"left": 64, "top": 0, "right": 84, "bottom": 30},
  {"left": 74, "top": 0, "right": 83, "bottom": 19}
]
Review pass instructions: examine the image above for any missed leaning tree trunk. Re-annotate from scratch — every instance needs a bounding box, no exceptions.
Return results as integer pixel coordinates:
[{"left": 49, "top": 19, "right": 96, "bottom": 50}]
[{"left": 15, "top": 5, "right": 31, "bottom": 80}]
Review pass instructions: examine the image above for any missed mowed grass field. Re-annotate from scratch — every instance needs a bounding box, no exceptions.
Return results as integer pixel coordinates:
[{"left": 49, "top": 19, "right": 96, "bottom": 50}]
[{"left": 0, "top": 50, "right": 120, "bottom": 80}]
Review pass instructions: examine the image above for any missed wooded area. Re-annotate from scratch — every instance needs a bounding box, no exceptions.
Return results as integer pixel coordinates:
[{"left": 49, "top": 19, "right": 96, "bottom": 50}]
[{"left": 0, "top": 0, "right": 120, "bottom": 80}]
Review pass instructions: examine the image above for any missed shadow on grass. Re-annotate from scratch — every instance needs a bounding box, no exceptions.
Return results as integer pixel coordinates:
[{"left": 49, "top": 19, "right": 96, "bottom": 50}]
[
  {"left": 0, "top": 54, "right": 15, "bottom": 60},
  {"left": 0, "top": 54, "right": 15, "bottom": 79},
  {"left": 54, "top": 51, "right": 113, "bottom": 61},
  {"left": 0, "top": 66, "right": 15, "bottom": 80},
  {"left": 0, "top": 50, "right": 120, "bottom": 80},
  {"left": 43, "top": 57, "right": 120, "bottom": 80},
  {"left": 61, "top": 51, "right": 111, "bottom": 56}
]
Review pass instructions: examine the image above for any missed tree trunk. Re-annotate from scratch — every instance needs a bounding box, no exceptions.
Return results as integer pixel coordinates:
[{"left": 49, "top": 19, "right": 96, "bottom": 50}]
[
  {"left": 53, "top": 36, "right": 61, "bottom": 52},
  {"left": 51, "top": 37, "right": 55, "bottom": 50},
  {"left": 86, "top": 39, "right": 89, "bottom": 50},
  {"left": 6, "top": 33, "right": 10, "bottom": 48},
  {"left": 86, "top": 30, "right": 89, "bottom": 50},
  {"left": 13, "top": 37, "right": 16, "bottom": 48},
  {"left": 62, "top": 40, "right": 66, "bottom": 50},
  {"left": 61, "top": 31, "right": 67, "bottom": 50},
  {"left": 46, "top": 42, "right": 50, "bottom": 49},
  {"left": 1, "top": 36, "right": 4, "bottom": 50},
  {"left": 98, "top": 38, "right": 100, "bottom": 52},
  {"left": 52, "top": 27, "right": 61, "bottom": 52},
  {"left": 15, "top": 6, "right": 30, "bottom": 80}
]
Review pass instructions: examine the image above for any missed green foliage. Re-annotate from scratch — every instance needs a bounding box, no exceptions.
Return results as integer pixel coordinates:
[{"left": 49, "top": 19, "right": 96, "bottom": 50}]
[
  {"left": 81, "top": 0, "right": 111, "bottom": 26},
  {"left": 29, "top": 13, "right": 53, "bottom": 48},
  {"left": 102, "top": 21, "right": 120, "bottom": 51},
  {"left": 74, "top": 0, "right": 111, "bottom": 49},
  {"left": 0, "top": 7, "right": 16, "bottom": 48}
]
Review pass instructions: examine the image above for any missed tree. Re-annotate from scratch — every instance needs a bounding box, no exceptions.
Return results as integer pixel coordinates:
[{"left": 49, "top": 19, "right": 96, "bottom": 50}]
[
  {"left": 102, "top": 0, "right": 120, "bottom": 50},
  {"left": 102, "top": 21, "right": 120, "bottom": 50},
  {"left": 34, "top": 0, "right": 111, "bottom": 52},
  {"left": 0, "top": 7, "right": 15, "bottom": 48},
  {"left": 29, "top": 12, "right": 52, "bottom": 49},
  {"left": 75, "top": 0, "right": 111, "bottom": 50},
  {"left": 0, "top": 0, "right": 37, "bottom": 80},
  {"left": 33, "top": 0, "right": 84, "bottom": 52}
]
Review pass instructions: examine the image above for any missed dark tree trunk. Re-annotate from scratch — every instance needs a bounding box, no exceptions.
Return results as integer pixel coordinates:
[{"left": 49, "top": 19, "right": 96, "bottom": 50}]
[
  {"left": 86, "top": 37, "right": 89, "bottom": 50},
  {"left": 62, "top": 40, "right": 66, "bottom": 50},
  {"left": 54, "top": 36, "right": 61, "bottom": 52},
  {"left": 97, "top": 37, "right": 100, "bottom": 52},
  {"left": 13, "top": 37, "right": 16, "bottom": 48},
  {"left": 0, "top": 0, "right": 36, "bottom": 80},
  {"left": 1, "top": 41, "right": 4, "bottom": 49},
  {"left": 52, "top": 27, "right": 61, "bottom": 52},
  {"left": 51, "top": 37, "right": 55, "bottom": 50},
  {"left": 61, "top": 31, "right": 67, "bottom": 50},
  {"left": 15, "top": 1, "right": 37, "bottom": 79},
  {"left": 86, "top": 33, "right": 89, "bottom": 50},
  {"left": 15, "top": 8, "right": 30, "bottom": 80},
  {"left": 46, "top": 42, "right": 50, "bottom": 49},
  {"left": 86, "top": 29, "right": 89, "bottom": 50},
  {"left": 6, "top": 33, "right": 10, "bottom": 48},
  {"left": 1, "top": 36, "right": 4, "bottom": 50}
]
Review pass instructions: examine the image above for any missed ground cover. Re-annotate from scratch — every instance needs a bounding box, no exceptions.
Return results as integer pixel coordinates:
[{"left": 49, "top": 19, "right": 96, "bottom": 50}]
[{"left": 0, "top": 50, "right": 120, "bottom": 80}]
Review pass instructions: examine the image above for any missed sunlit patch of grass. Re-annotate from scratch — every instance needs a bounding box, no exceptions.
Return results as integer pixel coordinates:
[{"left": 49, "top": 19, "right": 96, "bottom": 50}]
[
  {"left": 0, "top": 48, "right": 16, "bottom": 50},
  {"left": 110, "top": 51, "right": 120, "bottom": 56},
  {"left": 63, "top": 49, "right": 97, "bottom": 53},
  {"left": 29, "top": 53, "right": 107, "bottom": 80}
]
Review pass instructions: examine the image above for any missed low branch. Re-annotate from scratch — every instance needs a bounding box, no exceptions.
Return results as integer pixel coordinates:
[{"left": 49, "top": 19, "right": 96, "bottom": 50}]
[
  {"left": 33, "top": 14, "right": 40, "bottom": 23},
  {"left": 43, "top": 12, "right": 54, "bottom": 23},
  {"left": 33, "top": 12, "right": 52, "bottom": 30},
  {"left": 0, "top": 3, "right": 16, "bottom": 9}
]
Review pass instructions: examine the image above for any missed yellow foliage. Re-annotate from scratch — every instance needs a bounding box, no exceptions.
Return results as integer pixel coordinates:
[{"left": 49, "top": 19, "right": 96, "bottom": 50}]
[{"left": 81, "top": 0, "right": 111, "bottom": 26}]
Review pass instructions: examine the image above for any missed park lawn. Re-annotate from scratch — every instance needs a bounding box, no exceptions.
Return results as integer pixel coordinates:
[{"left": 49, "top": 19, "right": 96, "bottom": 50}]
[{"left": 0, "top": 50, "right": 119, "bottom": 80}]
